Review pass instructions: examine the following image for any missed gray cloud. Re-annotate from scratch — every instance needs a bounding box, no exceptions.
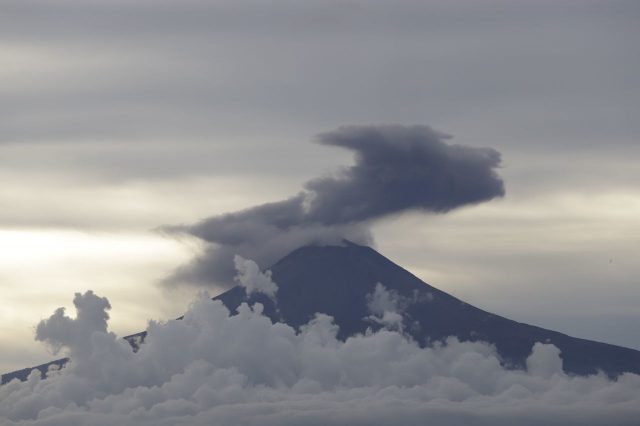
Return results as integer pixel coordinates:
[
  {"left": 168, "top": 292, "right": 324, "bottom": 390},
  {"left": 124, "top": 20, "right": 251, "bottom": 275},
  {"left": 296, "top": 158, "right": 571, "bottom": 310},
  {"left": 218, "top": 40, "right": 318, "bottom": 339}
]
[
  {"left": 3, "top": 0, "right": 638, "bottom": 152},
  {"left": 309, "top": 125, "right": 504, "bottom": 222},
  {"left": 165, "top": 199, "right": 374, "bottom": 286},
  {"left": 166, "top": 125, "right": 504, "bottom": 286}
]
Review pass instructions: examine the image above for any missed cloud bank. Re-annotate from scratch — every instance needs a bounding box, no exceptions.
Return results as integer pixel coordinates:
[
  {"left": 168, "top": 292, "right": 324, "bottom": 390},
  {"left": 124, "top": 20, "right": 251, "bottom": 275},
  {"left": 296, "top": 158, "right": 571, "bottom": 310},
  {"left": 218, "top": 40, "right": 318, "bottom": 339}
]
[
  {"left": 166, "top": 125, "right": 505, "bottom": 286},
  {"left": 2, "top": 280, "right": 639, "bottom": 425}
]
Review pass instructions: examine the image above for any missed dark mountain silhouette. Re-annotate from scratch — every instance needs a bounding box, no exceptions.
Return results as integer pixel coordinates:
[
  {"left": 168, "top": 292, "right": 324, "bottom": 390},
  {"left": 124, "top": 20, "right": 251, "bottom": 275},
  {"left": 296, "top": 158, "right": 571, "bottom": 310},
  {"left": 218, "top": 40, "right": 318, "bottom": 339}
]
[
  {"left": 214, "top": 241, "right": 640, "bottom": 376},
  {"left": 3, "top": 241, "right": 639, "bottom": 384}
]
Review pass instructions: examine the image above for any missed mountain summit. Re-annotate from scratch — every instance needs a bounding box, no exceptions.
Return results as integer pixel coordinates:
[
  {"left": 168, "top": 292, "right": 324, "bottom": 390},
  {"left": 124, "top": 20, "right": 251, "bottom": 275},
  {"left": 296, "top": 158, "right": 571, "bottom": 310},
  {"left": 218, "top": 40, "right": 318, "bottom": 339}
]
[{"left": 3, "top": 241, "right": 639, "bottom": 383}]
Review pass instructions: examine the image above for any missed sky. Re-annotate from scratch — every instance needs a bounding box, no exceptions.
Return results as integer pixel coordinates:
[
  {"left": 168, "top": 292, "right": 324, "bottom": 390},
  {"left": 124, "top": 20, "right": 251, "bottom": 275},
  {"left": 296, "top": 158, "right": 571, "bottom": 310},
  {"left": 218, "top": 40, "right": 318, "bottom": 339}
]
[{"left": 1, "top": 0, "right": 639, "bottom": 375}]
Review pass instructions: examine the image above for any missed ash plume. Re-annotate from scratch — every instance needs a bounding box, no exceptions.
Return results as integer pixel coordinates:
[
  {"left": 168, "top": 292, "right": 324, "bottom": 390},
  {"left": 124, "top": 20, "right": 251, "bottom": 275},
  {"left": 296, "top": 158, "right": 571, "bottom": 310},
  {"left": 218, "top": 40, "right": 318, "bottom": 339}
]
[{"left": 165, "top": 125, "right": 505, "bottom": 286}]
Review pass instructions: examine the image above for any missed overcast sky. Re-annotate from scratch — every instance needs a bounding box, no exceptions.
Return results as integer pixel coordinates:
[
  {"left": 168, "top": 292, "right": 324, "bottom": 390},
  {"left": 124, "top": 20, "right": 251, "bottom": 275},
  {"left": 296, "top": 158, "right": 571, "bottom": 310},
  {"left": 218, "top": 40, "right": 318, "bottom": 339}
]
[{"left": 1, "top": 0, "right": 639, "bottom": 373}]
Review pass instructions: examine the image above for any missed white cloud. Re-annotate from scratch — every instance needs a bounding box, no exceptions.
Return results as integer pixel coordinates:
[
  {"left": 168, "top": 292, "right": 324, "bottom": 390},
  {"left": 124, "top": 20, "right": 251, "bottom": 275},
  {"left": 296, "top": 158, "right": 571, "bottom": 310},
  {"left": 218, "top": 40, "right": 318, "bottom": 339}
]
[
  {"left": 35, "top": 291, "right": 111, "bottom": 354},
  {"left": 365, "top": 282, "right": 406, "bottom": 331},
  {"left": 526, "top": 342, "right": 564, "bottom": 379},
  {"left": 2, "top": 283, "right": 639, "bottom": 425},
  {"left": 233, "top": 255, "right": 278, "bottom": 299}
]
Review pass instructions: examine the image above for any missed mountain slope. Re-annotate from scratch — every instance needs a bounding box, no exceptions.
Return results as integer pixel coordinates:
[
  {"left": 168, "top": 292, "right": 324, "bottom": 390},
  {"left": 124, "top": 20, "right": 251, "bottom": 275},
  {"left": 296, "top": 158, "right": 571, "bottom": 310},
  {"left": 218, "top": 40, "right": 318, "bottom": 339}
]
[
  {"left": 3, "top": 241, "right": 639, "bottom": 384},
  {"left": 216, "top": 241, "right": 640, "bottom": 376}
]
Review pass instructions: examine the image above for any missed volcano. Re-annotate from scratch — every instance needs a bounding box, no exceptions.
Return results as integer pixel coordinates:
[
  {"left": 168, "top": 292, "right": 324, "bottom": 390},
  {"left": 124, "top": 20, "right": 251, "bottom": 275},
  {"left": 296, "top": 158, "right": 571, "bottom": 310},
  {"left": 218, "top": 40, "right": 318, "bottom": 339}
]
[{"left": 3, "top": 241, "right": 640, "bottom": 384}]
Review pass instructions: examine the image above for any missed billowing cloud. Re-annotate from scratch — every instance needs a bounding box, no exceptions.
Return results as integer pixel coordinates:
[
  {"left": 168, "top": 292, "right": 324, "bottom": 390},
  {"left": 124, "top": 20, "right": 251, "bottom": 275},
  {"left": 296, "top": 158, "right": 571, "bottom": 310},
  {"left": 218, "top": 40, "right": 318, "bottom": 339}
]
[
  {"left": 166, "top": 125, "right": 505, "bottom": 286},
  {"left": 2, "top": 283, "right": 639, "bottom": 425},
  {"left": 233, "top": 255, "right": 278, "bottom": 299},
  {"left": 35, "top": 291, "right": 111, "bottom": 357},
  {"left": 365, "top": 282, "right": 406, "bottom": 331},
  {"left": 309, "top": 125, "right": 505, "bottom": 222}
]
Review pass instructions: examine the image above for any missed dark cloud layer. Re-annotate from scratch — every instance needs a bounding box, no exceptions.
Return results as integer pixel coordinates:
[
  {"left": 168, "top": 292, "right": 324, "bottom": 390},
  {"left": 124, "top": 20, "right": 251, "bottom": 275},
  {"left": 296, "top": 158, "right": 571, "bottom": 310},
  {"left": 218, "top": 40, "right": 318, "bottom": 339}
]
[{"left": 166, "top": 125, "right": 504, "bottom": 286}]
